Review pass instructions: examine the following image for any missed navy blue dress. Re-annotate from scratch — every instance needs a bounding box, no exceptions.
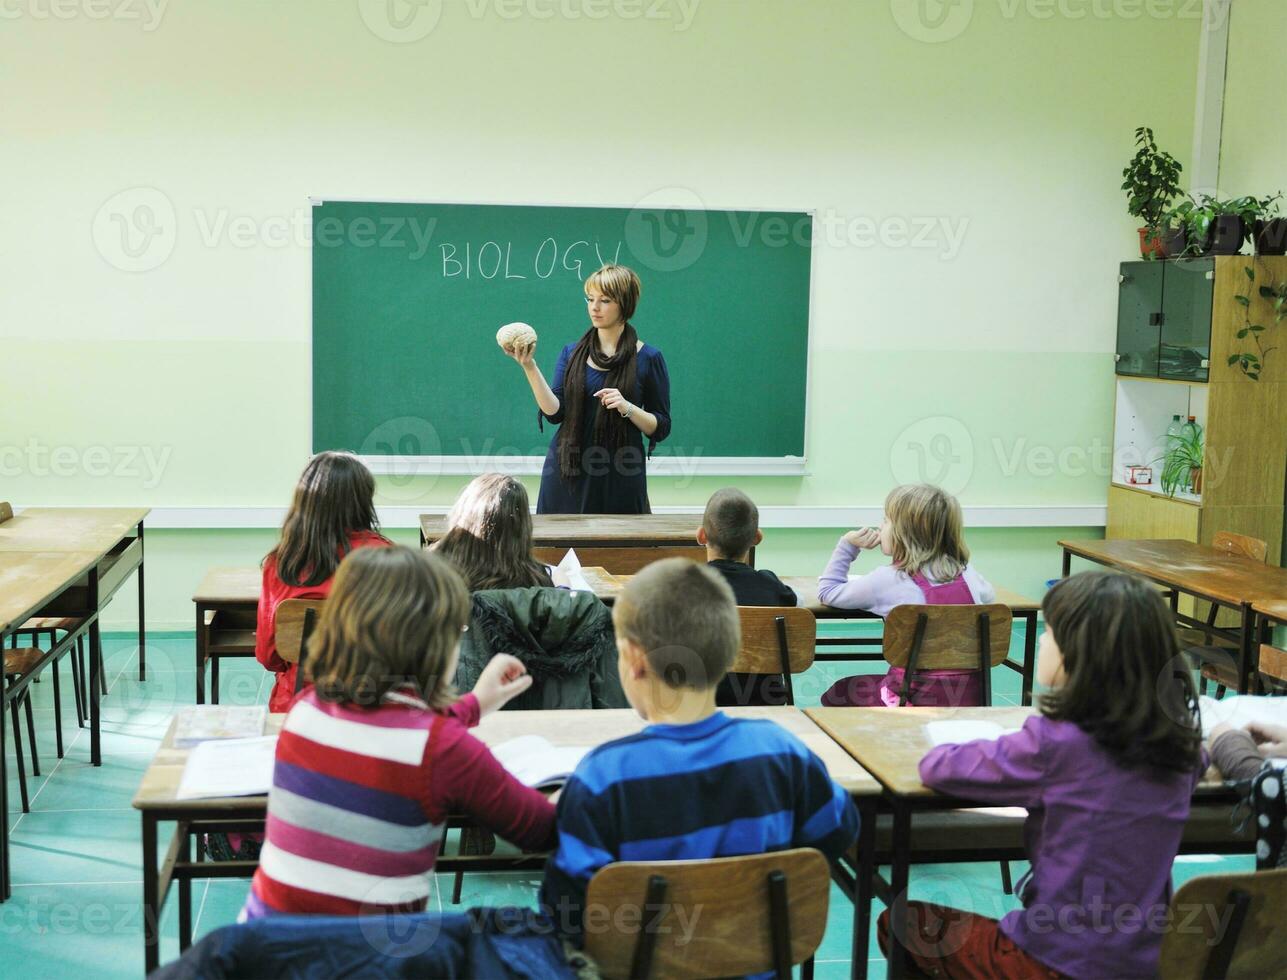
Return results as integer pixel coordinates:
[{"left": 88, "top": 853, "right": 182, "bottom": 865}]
[{"left": 536, "top": 343, "right": 671, "bottom": 514}]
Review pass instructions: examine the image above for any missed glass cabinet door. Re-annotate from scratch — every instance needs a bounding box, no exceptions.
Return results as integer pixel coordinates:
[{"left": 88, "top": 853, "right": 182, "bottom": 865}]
[
  {"left": 1159, "top": 258, "right": 1214, "bottom": 382},
  {"left": 1116, "top": 261, "right": 1164, "bottom": 377}
]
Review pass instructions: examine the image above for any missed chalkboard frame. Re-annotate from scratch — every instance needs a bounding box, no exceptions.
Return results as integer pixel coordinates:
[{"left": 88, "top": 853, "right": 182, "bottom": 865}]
[{"left": 310, "top": 196, "right": 816, "bottom": 477}]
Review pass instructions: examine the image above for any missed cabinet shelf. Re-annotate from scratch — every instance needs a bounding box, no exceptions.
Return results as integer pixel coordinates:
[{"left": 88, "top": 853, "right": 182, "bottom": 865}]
[{"left": 1110, "top": 481, "right": 1201, "bottom": 507}]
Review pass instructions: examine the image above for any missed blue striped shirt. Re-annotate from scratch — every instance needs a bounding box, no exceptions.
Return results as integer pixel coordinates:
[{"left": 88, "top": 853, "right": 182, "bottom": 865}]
[{"left": 540, "top": 711, "right": 860, "bottom": 938}]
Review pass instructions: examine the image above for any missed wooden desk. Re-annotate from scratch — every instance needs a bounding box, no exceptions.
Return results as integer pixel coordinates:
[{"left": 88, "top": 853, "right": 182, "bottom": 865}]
[
  {"left": 1060, "top": 538, "right": 1287, "bottom": 693},
  {"left": 1253, "top": 598, "right": 1287, "bottom": 626},
  {"left": 133, "top": 705, "right": 877, "bottom": 972},
  {"left": 420, "top": 513, "right": 711, "bottom": 573},
  {"left": 192, "top": 567, "right": 262, "bottom": 704},
  {"left": 0, "top": 549, "right": 108, "bottom": 903},
  {"left": 807, "top": 706, "right": 1254, "bottom": 979},
  {"left": 0, "top": 506, "right": 149, "bottom": 682}
]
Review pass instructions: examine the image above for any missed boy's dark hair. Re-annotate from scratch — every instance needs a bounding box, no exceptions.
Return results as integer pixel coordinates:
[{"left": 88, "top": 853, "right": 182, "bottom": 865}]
[
  {"left": 268, "top": 452, "right": 386, "bottom": 587},
  {"left": 702, "top": 487, "right": 760, "bottom": 560},
  {"left": 613, "top": 558, "right": 740, "bottom": 691},
  {"left": 1040, "top": 570, "right": 1202, "bottom": 774}
]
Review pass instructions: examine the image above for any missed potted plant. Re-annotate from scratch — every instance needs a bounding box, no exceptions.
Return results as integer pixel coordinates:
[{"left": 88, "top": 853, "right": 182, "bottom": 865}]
[
  {"left": 1121, "top": 127, "right": 1182, "bottom": 258},
  {"left": 1164, "top": 194, "right": 1257, "bottom": 256},
  {"left": 1253, "top": 192, "right": 1286, "bottom": 255},
  {"left": 1156, "top": 419, "right": 1203, "bottom": 496}
]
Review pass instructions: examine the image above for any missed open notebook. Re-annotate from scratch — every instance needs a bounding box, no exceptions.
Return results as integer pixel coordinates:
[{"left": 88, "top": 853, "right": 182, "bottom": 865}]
[
  {"left": 173, "top": 705, "right": 267, "bottom": 748},
  {"left": 491, "top": 735, "right": 591, "bottom": 790},
  {"left": 925, "top": 720, "right": 1022, "bottom": 747},
  {"left": 177, "top": 735, "right": 278, "bottom": 800},
  {"left": 555, "top": 548, "right": 594, "bottom": 594}
]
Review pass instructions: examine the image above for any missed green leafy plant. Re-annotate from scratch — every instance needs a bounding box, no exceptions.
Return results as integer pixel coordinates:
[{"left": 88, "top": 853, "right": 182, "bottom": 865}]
[
  {"left": 1121, "top": 127, "right": 1182, "bottom": 231},
  {"left": 1162, "top": 194, "right": 1257, "bottom": 254},
  {"left": 1230, "top": 260, "right": 1287, "bottom": 380},
  {"left": 1156, "top": 421, "right": 1203, "bottom": 497}
]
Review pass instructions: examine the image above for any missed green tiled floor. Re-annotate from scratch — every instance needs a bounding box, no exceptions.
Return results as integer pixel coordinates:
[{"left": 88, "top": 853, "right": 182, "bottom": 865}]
[{"left": 1, "top": 628, "right": 1253, "bottom": 979}]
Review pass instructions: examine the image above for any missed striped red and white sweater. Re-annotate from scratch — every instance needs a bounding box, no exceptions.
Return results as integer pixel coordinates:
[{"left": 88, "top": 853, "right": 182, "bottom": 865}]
[{"left": 242, "top": 688, "right": 556, "bottom": 918}]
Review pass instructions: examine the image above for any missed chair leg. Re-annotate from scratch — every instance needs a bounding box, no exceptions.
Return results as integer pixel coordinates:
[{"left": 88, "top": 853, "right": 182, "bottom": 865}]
[
  {"left": 51, "top": 660, "right": 65, "bottom": 759},
  {"left": 1000, "top": 861, "right": 1014, "bottom": 896},
  {"left": 1199, "top": 675, "right": 1208, "bottom": 696},
  {"left": 451, "top": 870, "right": 464, "bottom": 904},
  {"left": 10, "top": 697, "right": 30, "bottom": 813},
  {"left": 24, "top": 690, "right": 40, "bottom": 777},
  {"left": 97, "top": 638, "right": 108, "bottom": 696},
  {"left": 1215, "top": 684, "right": 1227, "bottom": 700},
  {"left": 70, "top": 643, "right": 86, "bottom": 728},
  {"left": 77, "top": 636, "right": 88, "bottom": 711}
]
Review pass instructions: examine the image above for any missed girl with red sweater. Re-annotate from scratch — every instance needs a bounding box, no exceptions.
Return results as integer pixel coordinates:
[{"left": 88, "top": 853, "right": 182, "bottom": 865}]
[{"left": 256, "top": 452, "right": 392, "bottom": 712}]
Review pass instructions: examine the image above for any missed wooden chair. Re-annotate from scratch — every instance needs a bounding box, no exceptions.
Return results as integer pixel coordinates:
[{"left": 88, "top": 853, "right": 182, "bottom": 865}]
[
  {"left": 3, "top": 647, "right": 46, "bottom": 813},
  {"left": 275, "top": 599, "right": 324, "bottom": 696},
  {"left": 1, "top": 501, "right": 89, "bottom": 757},
  {"left": 882, "top": 604, "right": 1013, "bottom": 707},
  {"left": 1156, "top": 868, "right": 1287, "bottom": 980},
  {"left": 1184, "top": 532, "right": 1268, "bottom": 696},
  {"left": 728, "top": 607, "right": 816, "bottom": 705},
  {"left": 583, "top": 848, "right": 830, "bottom": 980}
]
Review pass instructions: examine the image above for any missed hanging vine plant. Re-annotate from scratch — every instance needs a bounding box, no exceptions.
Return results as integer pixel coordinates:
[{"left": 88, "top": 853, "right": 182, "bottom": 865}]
[{"left": 1230, "top": 260, "right": 1287, "bottom": 380}]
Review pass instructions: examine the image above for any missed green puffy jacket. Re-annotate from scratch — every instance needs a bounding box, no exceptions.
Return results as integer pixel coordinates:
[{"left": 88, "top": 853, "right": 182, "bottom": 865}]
[{"left": 454, "top": 586, "right": 627, "bottom": 710}]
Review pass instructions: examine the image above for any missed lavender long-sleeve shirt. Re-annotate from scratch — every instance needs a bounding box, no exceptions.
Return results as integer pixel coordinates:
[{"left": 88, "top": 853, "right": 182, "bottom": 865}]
[
  {"left": 920, "top": 715, "right": 1203, "bottom": 980},
  {"left": 816, "top": 538, "right": 994, "bottom": 615}
]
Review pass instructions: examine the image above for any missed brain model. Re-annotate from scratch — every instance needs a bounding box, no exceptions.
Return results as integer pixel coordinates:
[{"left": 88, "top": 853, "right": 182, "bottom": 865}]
[{"left": 496, "top": 322, "right": 537, "bottom": 353}]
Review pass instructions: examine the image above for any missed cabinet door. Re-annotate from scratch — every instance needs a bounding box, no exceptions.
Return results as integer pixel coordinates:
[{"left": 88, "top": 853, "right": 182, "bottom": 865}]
[
  {"left": 1159, "top": 258, "right": 1214, "bottom": 382},
  {"left": 1116, "top": 261, "right": 1164, "bottom": 377}
]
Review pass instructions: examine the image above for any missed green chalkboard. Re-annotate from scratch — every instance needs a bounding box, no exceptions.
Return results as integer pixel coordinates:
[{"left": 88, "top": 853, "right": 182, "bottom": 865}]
[{"left": 312, "top": 200, "right": 811, "bottom": 467}]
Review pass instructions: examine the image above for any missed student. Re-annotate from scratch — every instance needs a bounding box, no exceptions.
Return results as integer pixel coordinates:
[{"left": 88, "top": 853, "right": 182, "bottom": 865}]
[
  {"left": 698, "top": 487, "right": 796, "bottom": 706},
  {"left": 432, "top": 473, "right": 557, "bottom": 590},
  {"left": 243, "top": 547, "right": 557, "bottom": 919},
  {"left": 539, "top": 559, "right": 859, "bottom": 939},
  {"left": 256, "top": 452, "right": 392, "bottom": 713},
  {"left": 879, "top": 571, "right": 1205, "bottom": 979},
  {"left": 1208, "top": 721, "right": 1287, "bottom": 780},
  {"left": 817, "top": 483, "right": 995, "bottom": 707}
]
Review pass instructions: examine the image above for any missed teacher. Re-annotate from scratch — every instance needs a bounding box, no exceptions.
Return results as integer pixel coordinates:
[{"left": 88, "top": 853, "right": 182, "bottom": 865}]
[{"left": 507, "top": 264, "right": 671, "bottom": 514}]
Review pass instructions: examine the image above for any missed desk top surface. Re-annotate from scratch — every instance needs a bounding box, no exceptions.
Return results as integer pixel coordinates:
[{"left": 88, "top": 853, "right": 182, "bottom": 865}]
[
  {"left": 1059, "top": 538, "right": 1287, "bottom": 605},
  {"left": 1252, "top": 598, "right": 1287, "bottom": 622},
  {"left": 0, "top": 507, "right": 149, "bottom": 557},
  {"left": 420, "top": 513, "right": 701, "bottom": 544},
  {"left": 133, "top": 705, "right": 880, "bottom": 810},
  {"left": 0, "top": 550, "right": 101, "bottom": 635}
]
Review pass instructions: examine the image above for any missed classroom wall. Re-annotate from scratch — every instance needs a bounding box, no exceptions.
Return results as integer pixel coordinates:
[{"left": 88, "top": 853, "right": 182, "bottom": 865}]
[
  {"left": 2, "top": 1, "right": 1206, "bottom": 628},
  {"left": 1221, "top": 1, "right": 1287, "bottom": 207}
]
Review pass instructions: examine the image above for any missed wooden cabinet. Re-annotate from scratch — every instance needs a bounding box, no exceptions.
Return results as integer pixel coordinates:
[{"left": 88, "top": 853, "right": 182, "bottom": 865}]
[{"left": 1108, "top": 256, "right": 1287, "bottom": 567}]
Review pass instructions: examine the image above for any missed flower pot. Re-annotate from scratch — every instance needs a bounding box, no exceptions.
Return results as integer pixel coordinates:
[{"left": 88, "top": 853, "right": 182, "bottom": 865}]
[
  {"left": 1254, "top": 217, "right": 1287, "bottom": 256},
  {"left": 1207, "top": 214, "right": 1248, "bottom": 255},
  {"left": 1138, "top": 226, "right": 1166, "bottom": 259},
  {"left": 1190, "top": 466, "right": 1202, "bottom": 495},
  {"left": 1159, "top": 227, "right": 1187, "bottom": 257}
]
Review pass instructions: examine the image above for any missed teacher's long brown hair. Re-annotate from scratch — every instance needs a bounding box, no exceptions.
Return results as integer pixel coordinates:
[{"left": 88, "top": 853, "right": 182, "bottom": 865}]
[{"left": 557, "top": 265, "right": 641, "bottom": 482}]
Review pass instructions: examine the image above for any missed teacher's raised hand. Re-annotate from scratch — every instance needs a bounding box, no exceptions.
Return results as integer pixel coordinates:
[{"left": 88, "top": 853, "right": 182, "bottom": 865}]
[{"left": 506, "top": 339, "right": 537, "bottom": 368}]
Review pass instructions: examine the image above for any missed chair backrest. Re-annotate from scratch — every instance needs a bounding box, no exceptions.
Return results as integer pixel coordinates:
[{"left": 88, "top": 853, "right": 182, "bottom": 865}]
[
  {"left": 583, "top": 848, "right": 829, "bottom": 980},
  {"left": 532, "top": 546, "right": 705, "bottom": 575},
  {"left": 883, "top": 604, "right": 1013, "bottom": 706},
  {"left": 1212, "top": 531, "right": 1268, "bottom": 563},
  {"left": 1258, "top": 643, "right": 1287, "bottom": 686},
  {"left": 275, "top": 599, "right": 326, "bottom": 668},
  {"left": 1156, "top": 868, "right": 1287, "bottom": 980},
  {"left": 727, "top": 607, "right": 816, "bottom": 705},
  {"left": 0, "top": 501, "right": 12, "bottom": 524}
]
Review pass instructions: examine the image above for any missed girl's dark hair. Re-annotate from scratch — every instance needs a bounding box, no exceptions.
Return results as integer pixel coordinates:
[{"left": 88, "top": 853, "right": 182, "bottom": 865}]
[
  {"left": 432, "top": 474, "right": 553, "bottom": 591},
  {"left": 557, "top": 265, "right": 642, "bottom": 482},
  {"left": 268, "top": 452, "right": 385, "bottom": 587},
  {"left": 1040, "top": 570, "right": 1202, "bottom": 774},
  {"left": 307, "top": 547, "right": 469, "bottom": 709}
]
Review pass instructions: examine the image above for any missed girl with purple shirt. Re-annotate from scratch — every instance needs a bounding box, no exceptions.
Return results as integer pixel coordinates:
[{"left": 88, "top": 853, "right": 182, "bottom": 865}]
[
  {"left": 818, "top": 484, "right": 995, "bottom": 707},
  {"left": 880, "top": 571, "right": 1205, "bottom": 979}
]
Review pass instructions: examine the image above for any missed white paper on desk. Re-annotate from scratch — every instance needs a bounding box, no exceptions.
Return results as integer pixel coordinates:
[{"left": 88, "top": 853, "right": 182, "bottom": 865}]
[
  {"left": 926, "top": 721, "right": 1021, "bottom": 747},
  {"left": 557, "top": 549, "right": 593, "bottom": 594},
  {"left": 1198, "top": 695, "right": 1287, "bottom": 738},
  {"left": 177, "top": 735, "right": 278, "bottom": 800},
  {"left": 491, "top": 735, "right": 590, "bottom": 789}
]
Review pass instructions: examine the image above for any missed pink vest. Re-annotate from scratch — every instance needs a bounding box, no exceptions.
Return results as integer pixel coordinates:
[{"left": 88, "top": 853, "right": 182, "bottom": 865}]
[{"left": 878, "top": 571, "right": 984, "bottom": 707}]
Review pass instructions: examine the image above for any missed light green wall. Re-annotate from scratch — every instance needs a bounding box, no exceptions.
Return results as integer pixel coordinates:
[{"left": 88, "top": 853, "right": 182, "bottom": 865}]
[
  {"left": 1222, "top": 0, "right": 1287, "bottom": 199},
  {"left": 3, "top": 1, "right": 1204, "bottom": 628}
]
